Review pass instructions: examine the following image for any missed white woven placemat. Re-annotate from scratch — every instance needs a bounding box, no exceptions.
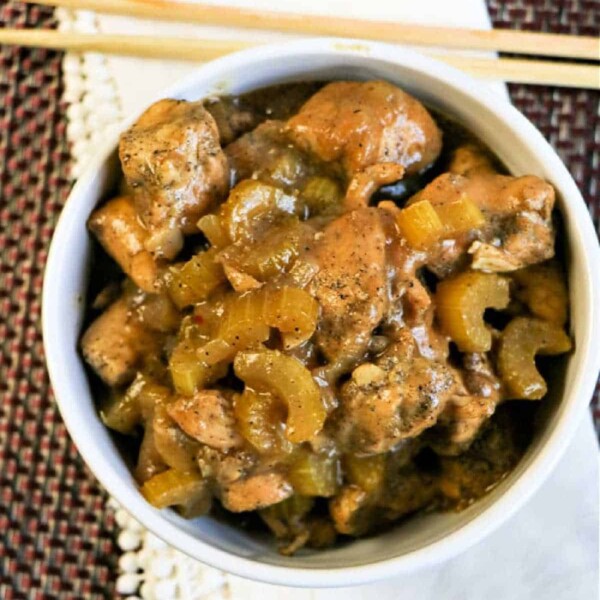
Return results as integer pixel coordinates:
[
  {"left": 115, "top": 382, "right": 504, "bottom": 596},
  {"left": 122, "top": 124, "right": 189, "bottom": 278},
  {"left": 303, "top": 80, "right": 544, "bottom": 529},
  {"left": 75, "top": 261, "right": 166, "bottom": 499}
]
[{"left": 57, "top": 2, "right": 599, "bottom": 598}]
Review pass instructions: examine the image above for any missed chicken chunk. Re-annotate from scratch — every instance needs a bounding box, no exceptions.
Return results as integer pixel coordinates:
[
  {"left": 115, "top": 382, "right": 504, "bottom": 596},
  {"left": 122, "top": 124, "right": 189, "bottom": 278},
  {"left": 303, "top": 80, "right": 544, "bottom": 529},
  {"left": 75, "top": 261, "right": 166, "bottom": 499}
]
[
  {"left": 344, "top": 163, "right": 405, "bottom": 211},
  {"left": 152, "top": 404, "right": 200, "bottom": 472},
  {"left": 431, "top": 353, "right": 503, "bottom": 456},
  {"left": 81, "top": 296, "right": 159, "bottom": 387},
  {"left": 88, "top": 196, "right": 159, "bottom": 293},
  {"left": 409, "top": 171, "right": 556, "bottom": 275},
  {"left": 448, "top": 143, "right": 496, "bottom": 177},
  {"left": 337, "top": 330, "right": 456, "bottom": 454},
  {"left": 409, "top": 307, "right": 451, "bottom": 362},
  {"left": 197, "top": 444, "right": 293, "bottom": 512},
  {"left": 206, "top": 82, "right": 322, "bottom": 146},
  {"left": 221, "top": 471, "right": 293, "bottom": 512},
  {"left": 329, "top": 485, "right": 373, "bottom": 535},
  {"left": 167, "top": 390, "right": 243, "bottom": 451},
  {"left": 329, "top": 454, "right": 438, "bottom": 536},
  {"left": 378, "top": 463, "right": 439, "bottom": 518},
  {"left": 438, "top": 406, "right": 525, "bottom": 505},
  {"left": 307, "top": 208, "right": 388, "bottom": 369},
  {"left": 204, "top": 99, "right": 256, "bottom": 146},
  {"left": 287, "top": 81, "right": 442, "bottom": 177},
  {"left": 226, "top": 120, "right": 313, "bottom": 191},
  {"left": 119, "top": 99, "right": 228, "bottom": 259},
  {"left": 378, "top": 206, "right": 433, "bottom": 331},
  {"left": 433, "top": 395, "right": 497, "bottom": 457},
  {"left": 197, "top": 446, "right": 255, "bottom": 486}
]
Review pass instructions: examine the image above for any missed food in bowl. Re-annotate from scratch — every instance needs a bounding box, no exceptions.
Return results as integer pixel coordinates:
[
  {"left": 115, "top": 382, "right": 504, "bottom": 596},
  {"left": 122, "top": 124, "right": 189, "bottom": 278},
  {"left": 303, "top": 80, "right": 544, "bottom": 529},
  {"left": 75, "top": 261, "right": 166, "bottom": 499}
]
[{"left": 80, "top": 79, "right": 571, "bottom": 555}]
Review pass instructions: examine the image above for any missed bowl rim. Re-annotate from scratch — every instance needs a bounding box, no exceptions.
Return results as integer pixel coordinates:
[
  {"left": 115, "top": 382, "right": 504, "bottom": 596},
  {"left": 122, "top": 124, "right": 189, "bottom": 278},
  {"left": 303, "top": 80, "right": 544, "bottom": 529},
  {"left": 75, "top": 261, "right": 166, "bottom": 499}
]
[{"left": 42, "top": 38, "right": 600, "bottom": 587}]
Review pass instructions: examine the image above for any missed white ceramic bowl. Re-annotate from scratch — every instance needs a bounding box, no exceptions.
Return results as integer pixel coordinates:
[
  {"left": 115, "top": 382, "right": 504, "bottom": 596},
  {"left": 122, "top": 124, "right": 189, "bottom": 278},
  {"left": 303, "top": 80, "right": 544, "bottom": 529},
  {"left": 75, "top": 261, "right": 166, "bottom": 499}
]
[{"left": 43, "top": 39, "right": 600, "bottom": 587}]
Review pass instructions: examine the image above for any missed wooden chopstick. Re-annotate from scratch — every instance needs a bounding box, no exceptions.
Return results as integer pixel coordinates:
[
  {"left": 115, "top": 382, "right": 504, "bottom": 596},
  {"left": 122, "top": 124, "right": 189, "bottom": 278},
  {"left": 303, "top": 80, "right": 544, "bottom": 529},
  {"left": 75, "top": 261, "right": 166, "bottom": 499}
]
[
  {"left": 0, "top": 29, "right": 252, "bottom": 62},
  {"left": 32, "top": 0, "right": 600, "bottom": 61},
  {"left": 1, "top": 29, "right": 599, "bottom": 90}
]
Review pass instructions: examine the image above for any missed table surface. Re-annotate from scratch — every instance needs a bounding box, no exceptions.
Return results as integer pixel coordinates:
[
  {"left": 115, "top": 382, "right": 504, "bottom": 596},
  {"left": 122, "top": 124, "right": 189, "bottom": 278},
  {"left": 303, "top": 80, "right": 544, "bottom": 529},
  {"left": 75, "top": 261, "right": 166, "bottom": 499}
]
[{"left": 0, "top": 1, "right": 598, "bottom": 598}]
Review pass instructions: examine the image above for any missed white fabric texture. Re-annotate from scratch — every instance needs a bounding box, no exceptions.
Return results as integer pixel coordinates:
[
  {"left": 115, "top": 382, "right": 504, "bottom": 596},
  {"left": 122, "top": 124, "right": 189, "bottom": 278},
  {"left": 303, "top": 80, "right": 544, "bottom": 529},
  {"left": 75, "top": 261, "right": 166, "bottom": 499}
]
[{"left": 56, "top": 1, "right": 599, "bottom": 598}]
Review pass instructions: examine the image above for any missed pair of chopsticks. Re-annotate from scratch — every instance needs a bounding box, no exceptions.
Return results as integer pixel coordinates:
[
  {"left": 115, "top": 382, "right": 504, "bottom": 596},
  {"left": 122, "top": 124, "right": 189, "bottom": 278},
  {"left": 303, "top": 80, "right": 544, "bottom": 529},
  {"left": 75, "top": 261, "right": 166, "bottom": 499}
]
[{"left": 2, "top": 0, "right": 598, "bottom": 89}]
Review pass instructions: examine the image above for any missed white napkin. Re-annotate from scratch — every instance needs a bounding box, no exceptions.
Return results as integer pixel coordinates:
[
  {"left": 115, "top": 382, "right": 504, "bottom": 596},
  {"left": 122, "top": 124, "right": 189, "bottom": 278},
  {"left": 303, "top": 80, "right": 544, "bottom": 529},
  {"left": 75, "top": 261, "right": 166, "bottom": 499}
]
[{"left": 57, "top": 2, "right": 599, "bottom": 598}]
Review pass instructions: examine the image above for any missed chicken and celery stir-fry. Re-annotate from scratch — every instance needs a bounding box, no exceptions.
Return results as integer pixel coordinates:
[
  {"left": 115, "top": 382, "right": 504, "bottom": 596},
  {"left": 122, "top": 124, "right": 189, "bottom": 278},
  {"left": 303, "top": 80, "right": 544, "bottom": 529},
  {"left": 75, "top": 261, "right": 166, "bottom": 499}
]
[{"left": 81, "top": 80, "right": 571, "bottom": 554}]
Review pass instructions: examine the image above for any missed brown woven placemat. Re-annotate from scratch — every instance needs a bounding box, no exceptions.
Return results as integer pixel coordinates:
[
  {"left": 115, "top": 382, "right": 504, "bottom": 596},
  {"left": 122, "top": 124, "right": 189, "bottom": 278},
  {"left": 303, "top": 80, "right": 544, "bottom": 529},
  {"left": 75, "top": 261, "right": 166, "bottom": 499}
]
[
  {"left": 0, "top": 1, "right": 598, "bottom": 598},
  {"left": 0, "top": 3, "right": 118, "bottom": 599}
]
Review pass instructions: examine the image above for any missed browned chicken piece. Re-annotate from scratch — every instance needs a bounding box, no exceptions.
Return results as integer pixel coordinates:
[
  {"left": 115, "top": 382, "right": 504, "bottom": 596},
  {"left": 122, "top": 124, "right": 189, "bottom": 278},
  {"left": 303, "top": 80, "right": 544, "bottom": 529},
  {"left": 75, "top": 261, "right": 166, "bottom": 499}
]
[
  {"left": 204, "top": 99, "right": 256, "bottom": 146},
  {"left": 221, "top": 471, "right": 293, "bottom": 512},
  {"left": 330, "top": 441, "right": 431, "bottom": 536},
  {"left": 307, "top": 208, "right": 388, "bottom": 370},
  {"left": 226, "top": 120, "right": 313, "bottom": 190},
  {"left": 379, "top": 205, "right": 450, "bottom": 362},
  {"left": 448, "top": 143, "right": 496, "bottom": 177},
  {"left": 197, "top": 446, "right": 255, "bottom": 486},
  {"left": 378, "top": 206, "right": 433, "bottom": 331},
  {"left": 92, "top": 282, "right": 121, "bottom": 311},
  {"left": 134, "top": 292, "right": 180, "bottom": 333},
  {"left": 287, "top": 81, "right": 442, "bottom": 177},
  {"left": 462, "top": 352, "right": 502, "bottom": 399},
  {"left": 197, "top": 444, "right": 293, "bottom": 512},
  {"left": 259, "top": 496, "right": 316, "bottom": 545},
  {"left": 337, "top": 330, "right": 456, "bottom": 454},
  {"left": 81, "top": 296, "right": 159, "bottom": 387},
  {"left": 432, "top": 354, "right": 503, "bottom": 456},
  {"left": 378, "top": 463, "right": 439, "bottom": 518},
  {"left": 206, "top": 82, "right": 323, "bottom": 146},
  {"left": 167, "top": 390, "right": 243, "bottom": 451},
  {"left": 119, "top": 99, "right": 228, "bottom": 259},
  {"left": 438, "top": 407, "right": 525, "bottom": 506},
  {"left": 434, "top": 395, "right": 498, "bottom": 457},
  {"left": 409, "top": 307, "right": 451, "bottom": 362},
  {"left": 329, "top": 485, "right": 374, "bottom": 535},
  {"left": 469, "top": 175, "right": 555, "bottom": 272},
  {"left": 385, "top": 271, "right": 433, "bottom": 337},
  {"left": 344, "top": 163, "right": 405, "bottom": 211},
  {"left": 88, "top": 196, "right": 159, "bottom": 293},
  {"left": 152, "top": 404, "right": 200, "bottom": 472},
  {"left": 409, "top": 171, "right": 556, "bottom": 275}
]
